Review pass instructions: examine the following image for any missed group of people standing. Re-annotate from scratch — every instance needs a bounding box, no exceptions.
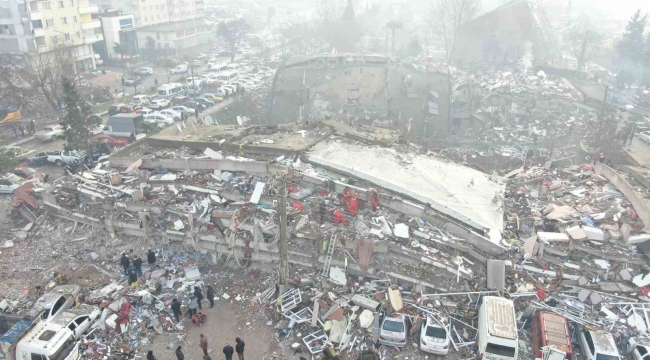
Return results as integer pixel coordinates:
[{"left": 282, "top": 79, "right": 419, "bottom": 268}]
[
  {"left": 170, "top": 284, "right": 216, "bottom": 322},
  {"left": 148, "top": 335, "right": 245, "bottom": 360},
  {"left": 120, "top": 249, "right": 157, "bottom": 287}
]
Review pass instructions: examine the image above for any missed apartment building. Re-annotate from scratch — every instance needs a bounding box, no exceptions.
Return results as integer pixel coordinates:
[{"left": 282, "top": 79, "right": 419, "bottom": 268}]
[
  {"left": 0, "top": 0, "right": 104, "bottom": 70},
  {"left": 91, "top": 0, "right": 202, "bottom": 28},
  {"left": 136, "top": 17, "right": 209, "bottom": 57},
  {"left": 97, "top": 12, "right": 137, "bottom": 60}
]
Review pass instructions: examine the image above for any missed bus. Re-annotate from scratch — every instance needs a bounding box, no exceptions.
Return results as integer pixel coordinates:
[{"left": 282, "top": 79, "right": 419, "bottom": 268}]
[
  {"left": 157, "top": 83, "right": 185, "bottom": 98},
  {"left": 216, "top": 70, "right": 238, "bottom": 83},
  {"left": 208, "top": 62, "right": 228, "bottom": 74}
]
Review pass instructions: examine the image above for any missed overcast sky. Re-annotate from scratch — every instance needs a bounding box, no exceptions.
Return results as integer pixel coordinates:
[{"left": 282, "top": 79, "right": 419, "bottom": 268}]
[{"left": 479, "top": 0, "right": 650, "bottom": 22}]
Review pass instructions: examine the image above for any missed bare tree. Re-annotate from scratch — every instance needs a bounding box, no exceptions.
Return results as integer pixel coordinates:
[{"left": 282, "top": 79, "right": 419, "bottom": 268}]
[
  {"left": 315, "top": 0, "right": 345, "bottom": 51},
  {"left": 568, "top": 16, "right": 602, "bottom": 71},
  {"left": 430, "top": 0, "right": 479, "bottom": 64},
  {"left": 217, "top": 19, "right": 251, "bottom": 63}
]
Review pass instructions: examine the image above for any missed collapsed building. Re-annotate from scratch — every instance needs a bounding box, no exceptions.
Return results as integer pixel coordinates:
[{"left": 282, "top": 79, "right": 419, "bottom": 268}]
[
  {"left": 268, "top": 53, "right": 451, "bottom": 136},
  {"left": 456, "top": 0, "right": 561, "bottom": 66}
]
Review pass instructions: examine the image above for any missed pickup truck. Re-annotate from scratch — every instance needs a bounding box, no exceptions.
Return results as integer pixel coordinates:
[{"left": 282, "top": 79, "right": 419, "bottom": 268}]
[
  {"left": 46, "top": 150, "right": 86, "bottom": 167},
  {"left": 34, "top": 125, "right": 65, "bottom": 142}
]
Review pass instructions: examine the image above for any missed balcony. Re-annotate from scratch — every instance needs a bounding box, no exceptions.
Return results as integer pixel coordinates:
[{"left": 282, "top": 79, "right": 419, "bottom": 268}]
[
  {"left": 33, "top": 27, "right": 45, "bottom": 37},
  {"left": 81, "top": 19, "right": 101, "bottom": 30},
  {"left": 78, "top": 4, "right": 99, "bottom": 14},
  {"left": 29, "top": 11, "right": 42, "bottom": 21},
  {"left": 84, "top": 33, "right": 103, "bottom": 44}
]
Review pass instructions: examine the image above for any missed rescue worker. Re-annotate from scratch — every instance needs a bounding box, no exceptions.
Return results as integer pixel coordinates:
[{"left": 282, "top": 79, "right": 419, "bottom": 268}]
[
  {"left": 370, "top": 189, "right": 380, "bottom": 211},
  {"left": 147, "top": 249, "right": 156, "bottom": 271},
  {"left": 332, "top": 209, "right": 347, "bottom": 225},
  {"left": 171, "top": 297, "right": 182, "bottom": 322},
  {"left": 194, "top": 286, "right": 204, "bottom": 309},
  {"left": 235, "top": 338, "right": 245, "bottom": 360},
  {"left": 340, "top": 188, "right": 352, "bottom": 206},
  {"left": 175, "top": 346, "right": 184, "bottom": 360},
  {"left": 222, "top": 342, "right": 234, "bottom": 360},
  {"left": 128, "top": 267, "right": 138, "bottom": 287},
  {"left": 199, "top": 334, "right": 209, "bottom": 357},
  {"left": 146, "top": 350, "right": 156, "bottom": 360},
  {"left": 120, "top": 253, "right": 130, "bottom": 275},
  {"left": 188, "top": 294, "right": 198, "bottom": 318},
  {"left": 347, "top": 194, "right": 359, "bottom": 216},
  {"left": 133, "top": 255, "right": 143, "bottom": 277}
]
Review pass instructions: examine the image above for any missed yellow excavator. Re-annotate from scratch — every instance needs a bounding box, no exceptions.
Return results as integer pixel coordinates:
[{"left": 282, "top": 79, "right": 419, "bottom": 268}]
[{"left": 0, "top": 108, "right": 22, "bottom": 123}]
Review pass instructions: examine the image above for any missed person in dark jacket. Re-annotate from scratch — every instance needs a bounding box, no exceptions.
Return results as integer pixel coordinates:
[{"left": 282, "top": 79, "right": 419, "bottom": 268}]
[
  {"left": 147, "top": 249, "right": 156, "bottom": 271},
  {"left": 206, "top": 285, "right": 215, "bottom": 308},
  {"left": 133, "top": 256, "right": 143, "bottom": 277},
  {"left": 128, "top": 267, "right": 138, "bottom": 287},
  {"left": 200, "top": 334, "right": 209, "bottom": 356},
  {"left": 171, "top": 298, "right": 182, "bottom": 322},
  {"left": 194, "top": 286, "right": 204, "bottom": 309},
  {"left": 175, "top": 346, "right": 184, "bottom": 360},
  {"left": 235, "top": 338, "right": 245, "bottom": 360},
  {"left": 222, "top": 342, "right": 234, "bottom": 360},
  {"left": 146, "top": 350, "right": 155, "bottom": 360},
  {"left": 120, "top": 253, "right": 130, "bottom": 275}
]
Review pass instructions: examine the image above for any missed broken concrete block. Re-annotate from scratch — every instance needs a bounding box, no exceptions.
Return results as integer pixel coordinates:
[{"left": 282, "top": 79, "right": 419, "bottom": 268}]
[
  {"left": 523, "top": 236, "right": 538, "bottom": 256},
  {"left": 565, "top": 226, "right": 587, "bottom": 241},
  {"left": 603, "top": 223, "right": 620, "bottom": 231},
  {"left": 633, "top": 272, "right": 650, "bottom": 287},
  {"left": 150, "top": 269, "right": 167, "bottom": 279},
  {"left": 220, "top": 172, "right": 233, "bottom": 182},
  {"left": 393, "top": 223, "right": 409, "bottom": 238},
  {"left": 621, "top": 223, "right": 632, "bottom": 240},
  {"left": 627, "top": 234, "right": 650, "bottom": 245},
  {"left": 329, "top": 266, "right": 347, "bottom": 286},
  {"left": 607, "top": 229, "right": 622, "bottom": 240},
  {"left": 578, "top": 276, "right": 588, "bottom": 286},
  {"left": 537, "top": 232, "right": 569, "bottom": 243},
  {"left": 486, "top": 260, "right": 505, "bottom": 290},
  {"left": 351, "top": 294, "right": 380, "bottom": 311},
  {"left": 90, "top": 252, "right": 99, "bottom": 260},
  {"left": 358, "top": 310, "right": 374, "bottom": 328},
  {"left": 619, "top": 269, "right": 633, "bottom": 281},
  {"left": 184, "top": 265, "right": 201, "bottom": 280},
  {"left": 582, "top": 227, "right": 604, "bottom": 241},
  {"left": 589, "top": 292, "right": 603, "bottom": 305},
  {"left": 131, "top": 190, "right": 144, "bottom": 201},
  {"left": 578, "top": 289, "right": 591, "bottom": 302}
]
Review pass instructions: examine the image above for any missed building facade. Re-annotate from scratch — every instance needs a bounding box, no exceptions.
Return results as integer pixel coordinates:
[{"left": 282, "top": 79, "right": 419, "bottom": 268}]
[
  {"left": 136, "top": 17, "right": 209, "bottom": 57},
  {"left": 97, "top": 12, "right": 136, "bottom": 61},
  {"left": 0, "top": 0, "right": 103, "bottom": 70},
  {"left": 90, "top": 0, "right": 202, "bottom": 28}
]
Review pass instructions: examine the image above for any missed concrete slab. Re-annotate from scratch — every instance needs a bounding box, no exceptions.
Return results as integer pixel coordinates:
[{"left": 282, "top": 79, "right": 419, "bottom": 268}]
[
  {"left": 565, "top": 226, "right": 587, "bottom": 241},
  {"left": 583, "top": 227, "right": 605, "bottom": 241},
  {"left": 305, "top": 141, "right": 505, "bottom": 243},
  {"left": 537, "top": 232, "right": 570, "bottom": 243},
  {"left": 486, "top": 260, "right": 505, "bottom": 290}
]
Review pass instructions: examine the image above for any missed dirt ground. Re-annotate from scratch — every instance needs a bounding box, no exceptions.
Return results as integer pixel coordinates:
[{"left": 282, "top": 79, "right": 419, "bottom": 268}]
[{"left": 148, "top": 301, "right": 282, "bottom": 360}]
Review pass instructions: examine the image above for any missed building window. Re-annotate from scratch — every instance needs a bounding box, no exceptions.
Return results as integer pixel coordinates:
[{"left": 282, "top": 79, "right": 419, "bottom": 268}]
[
  {"left": 42, "top": 2, "right": 52, "bottom": 9},
  {"left": 144, "top": 16, "right": 147, "bottom": 21},
  {"left": 45, "top": 19, "right": 54, "bottom": 27},
  {"left": 0, "top": 25, "right": 10, "bottom": 35},
  {"left": 58, "top": 1, "right": 64, "bottom": 8},
  {"left": 64, "top": 33, "right": 70, "bottom": 41},
  {"left": 31, "top": 20, "right": 43, "bottom": 29},
  {"left": 164, "top": 42, "right": 169, "bottom": 48},
  {"left": 61, "top": 17, "right": 67, "bottom": 24},
  {"left": 73, "top": 16, "right": 77, "bottom": 23},
  {"left": 76, "top": 30, "right": 80, "bottom": 38},
  {"left": 157, "top": 14, "right": 160, "bottom": 20},
  {"left": 50, "top": 35, "right": 58, "bottom": 44}
]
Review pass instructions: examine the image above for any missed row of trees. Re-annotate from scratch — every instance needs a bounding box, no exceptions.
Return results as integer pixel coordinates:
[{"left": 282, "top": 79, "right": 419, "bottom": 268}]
[{"left": 616, "top": 10, "right": 650, "bottom": 86}]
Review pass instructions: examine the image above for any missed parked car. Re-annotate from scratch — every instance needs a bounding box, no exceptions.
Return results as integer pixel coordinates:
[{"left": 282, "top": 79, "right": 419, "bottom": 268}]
[
  {"left": 139, "top": 108, "right": 155, "bottom": 116},
  {"left": 194, "top": 98, "right": 214, "bottom": 107},
  {"left": 133, "top": 67, "right": 154, "bottom": 75},
  {"left": 184, "top": 101, "right": 199, "bottom": 109},
  {"left": 192, "top": 60, "right": 202, "bottom": 67},
  {"left": 109, "top": 103, "right": 126, "bottom": 115},
  {"left": 379, "top": 314, "right": 408, "bottom": 348},
  {"left": 638, "top": 131, "right": 650, "bottom": 144},
  {"left": 158, "top": 109, "right": 182, "bottom": 121},
  {"left": 123, "top": 76, "right": 142, "bottom": 86},
  {"left": 144, "top": 114, "right": 174, "bottom": 127},
  {"left": 630, "top": 339, "right": 650, "bottom": 360},
  {"left": 13, "top": 167, "right": 48, "bottom": 182},
  {"left": 217, "top": 85, "right": 237, "bottom": 97},
  {"left": 203, "top": 94, "right": 223, "bottom": 103},
  {"left": 172, "top": 105, "right": 195, "bottom": 115},
  {"left": 92, "top": 134, "right": 128, "bottom": 146},
  {"left": 217, "top": 50, "right": 232, "bottom": 57},
  {"left": 27, "top": 284, "right": 80, "bottom": 322},
  {"left": 578, "top": 329, "right": 621, "bottom": 360},
  {"left": 148, "top": 98, "right": 170, "bottom": 109},
  {"left": 171, "top": 64, "right": 189, "bottom": 74},
  {"left": 172, "top": 95, "right": 190, "bottom": 106},
  {"left": 26, "top": 151, "right": 58, "bottom": 166},
  {"left": 51, "top": 304, "right": 102, "bottom": 340},
  {"left": 47, "top": 150, "right": 86, "bottom": 167},
  {"left": 0, "top": 175, "right": 22, "bottom": 194},
  {"left": 34, "top": 125, "right": 65, "bottom": 142},
  {"left": 132, "top": 95, "right": 151, "bottom": 105},
  {"left": 419, "top": 315, "right": 450, "bottom": 355}
]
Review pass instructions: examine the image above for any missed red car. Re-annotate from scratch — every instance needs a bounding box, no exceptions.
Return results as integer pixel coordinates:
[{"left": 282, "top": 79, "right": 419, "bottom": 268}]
[
  {"left": 13, "top": 167, "right": 48, "bottom": 182},
  {"left": 92, "top": 134, "right": 128, "bottom": 146}
]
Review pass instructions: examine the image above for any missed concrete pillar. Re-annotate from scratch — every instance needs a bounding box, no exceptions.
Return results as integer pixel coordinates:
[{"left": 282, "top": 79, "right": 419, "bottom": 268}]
[
  {"left": 138, "top": 212, "right": 150, "bottom": 237},
  {"left": 105, "top": 215, "right": 117, "bottom": 238}
]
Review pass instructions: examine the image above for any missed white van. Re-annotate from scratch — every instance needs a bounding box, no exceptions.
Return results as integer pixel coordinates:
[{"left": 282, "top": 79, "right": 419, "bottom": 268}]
[
  {"left": 187, "top": 80, "right": 204, "bottom": 95},
  {"left": 171, "top": 64, "right": 188, "bottom": 74},
  {"left": 132, "top": 95, "right": 151, "bottom": 105},
  {"left": 216, "top": 70, "right": 238, "bottom": 83},
  {"left": 157, "top": 83, "right": 185, "bottom": 98},
  {"left": 15, "top": 319, "right": 81, "bottom": 360},
  {"left": 227, "top": 63, "right": 239, "bottom": 70},
  {"left": 208, "top": 62, "right": 228, "bottom": 73},
  {"left": 477, "top": 297, "right": 518, "bottom": 360}
]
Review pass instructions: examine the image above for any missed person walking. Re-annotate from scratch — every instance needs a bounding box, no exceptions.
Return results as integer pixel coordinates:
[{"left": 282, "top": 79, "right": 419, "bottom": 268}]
[
  {"left": 235, "top": 338, "right": 245, "bottom": 360},
  {"left": 133, "top": 256, "right": 143, "bottom": 277},
  {"left": 206, "top": 285, "right": 215, "bottom": 308},
  {"left": 222, "top": 342, "right": 234, "bottom": 360},
  {"left": 121, "top": 76, "right": 125, "bottom": 87},
  {"left": 120, "top": 253, "right": 130, "bottom": 275},
  {"left": 194, "top": 286, "right": 204, "bottom": 309},
  {"left": 199, "top": 334, "right": 209, "bottom": 357},
  {"left": 175, "top": 346, "right": 184, "bottom": 360},
  {"left": 188, "top": 294, "right": 198, "bottom": 318},
  {"left": 171, "top": 297, "right": 182, "bottom": 322},
  {"left": 154, "top": 78, "right": 159, "bottom": 87},
  {"left": 147, "top": 249, "right": 156, "bottom": 271},
  {"left": 146, "top": 351, "right": 155, "bottom": 360}
]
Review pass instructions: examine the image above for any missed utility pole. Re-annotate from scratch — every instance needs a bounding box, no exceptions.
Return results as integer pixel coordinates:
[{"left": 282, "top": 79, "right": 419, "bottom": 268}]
[
  {"left": 278, "top": 173, "right": 288, "bottom": 286},
  {"left": 190, "top": 64, "right": 196, "bottom": 100}
]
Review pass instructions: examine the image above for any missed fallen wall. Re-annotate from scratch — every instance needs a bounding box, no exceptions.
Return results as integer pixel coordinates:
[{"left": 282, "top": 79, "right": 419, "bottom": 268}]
[
  {"left": 109, "top": 158, "right": 269, "bottom": 174},
  {"left": 596, "top": 164, "right": 650, "bottom": 231}
]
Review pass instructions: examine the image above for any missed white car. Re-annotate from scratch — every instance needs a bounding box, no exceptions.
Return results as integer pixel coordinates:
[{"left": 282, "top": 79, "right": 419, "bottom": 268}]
[
  {"left": 51, "top": 304, "right": 102, "bottom": 340},
  {"left": 0, "top": 175, "right": 22, "bottom": 194},
  {"left": 134, "top": 67, "right": 154, "bottom": 75},
  {"left": 148, "top": 98, "right": 170, "bottom": 109},
  {"left": 379, "top": 315, "right": 407, "bottom": 348},
  {"left": 578, "top": 329, "right": 621, "bottom": 360},
  {"left": 144, "top": 114, "right": 174, "bottom": 127},
  {"left": 172, "top": 106, "right": 195, "bottom": 115},
  {"left": 139, "top": 108, "right": 155, "bottom": 116},
  {"left": 630, "top": 339, "right": 650, "bottom": 360},
  {"left": 420, "top": 315, "right": 450, "bottom": 355},
  {"left": 638, "top": 131, "right": 650, "bottom": 144},
  {"left": 217, "top": 85, "right": 237, "bottom": 96},
  {"left": 158, "top": 109, "right": 182, "bottom": 121},
  {"left": 192, "top": 60, "right": 202, "bottom": 67},
  {"left": 132, "top": 95, "right": 151, "bottom": 105}
]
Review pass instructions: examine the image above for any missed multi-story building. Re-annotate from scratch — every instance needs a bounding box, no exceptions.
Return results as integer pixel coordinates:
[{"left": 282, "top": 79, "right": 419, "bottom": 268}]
[
  {"left": 96, "top": 12, "right": 137, "bottom": 61},
  {"left": 0, "top": 0, "right": 104, "bottom": 70},
  {"left": 91, "top": 0, "right": 202, "bottom": 28},
  {"left": 136, "top": 17, "right": 209, "bottom": 57}
]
